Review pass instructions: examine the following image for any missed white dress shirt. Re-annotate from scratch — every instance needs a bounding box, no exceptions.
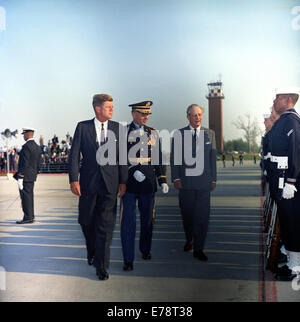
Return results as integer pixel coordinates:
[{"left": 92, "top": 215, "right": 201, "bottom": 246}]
[
  {"left": 94, "top": 118, "right": 108, "bottom": 144},
  {"left": 189, "top": 125, "right": 201, "bottom": 138}
]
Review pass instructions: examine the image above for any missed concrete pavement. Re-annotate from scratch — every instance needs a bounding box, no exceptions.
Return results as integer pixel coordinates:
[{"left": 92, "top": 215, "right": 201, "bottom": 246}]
[{"left": 0, "top": 161, "right": 299, "bottom": 302}]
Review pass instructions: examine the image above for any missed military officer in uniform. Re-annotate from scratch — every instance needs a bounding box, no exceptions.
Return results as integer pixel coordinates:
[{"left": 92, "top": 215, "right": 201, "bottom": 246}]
[
  {"left": 13, "top": 127, "right": 41, "bottom": 224},
  {"left": 120, "top": 101, "right": 169, "bottom": 271},
  {"left": 268, "top": 87, "right": 300, "bottom": 280}
]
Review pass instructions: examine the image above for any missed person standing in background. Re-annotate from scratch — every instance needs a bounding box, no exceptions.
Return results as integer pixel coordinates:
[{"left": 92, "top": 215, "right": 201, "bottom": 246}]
[{"left": 13, "top": 127, "right": 41, "bottom": 224}]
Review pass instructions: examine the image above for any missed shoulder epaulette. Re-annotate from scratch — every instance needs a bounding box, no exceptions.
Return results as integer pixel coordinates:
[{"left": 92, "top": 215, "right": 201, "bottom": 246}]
[{"left": 145, "top": 125, "right": 156, "bottom": 133}]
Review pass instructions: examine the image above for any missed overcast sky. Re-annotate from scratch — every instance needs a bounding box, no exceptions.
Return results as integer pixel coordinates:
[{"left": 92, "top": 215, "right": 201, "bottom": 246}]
[{"left": 0, "top": 0, "right": 299, "bottom": 148}]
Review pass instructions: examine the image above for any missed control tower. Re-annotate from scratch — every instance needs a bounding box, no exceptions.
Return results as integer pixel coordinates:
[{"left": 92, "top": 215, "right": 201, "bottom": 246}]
[{"left": 206, "top": 81, "right": 225, "bottom": 153}]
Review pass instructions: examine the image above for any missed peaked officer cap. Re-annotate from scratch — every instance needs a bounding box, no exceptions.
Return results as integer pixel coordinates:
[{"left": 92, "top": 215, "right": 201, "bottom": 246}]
[
  {"left": 129, "top": 101, "right": 153, "bottom": 114},
  {"left": 21, "top": 127, "right": 36, "bottom": 134}
]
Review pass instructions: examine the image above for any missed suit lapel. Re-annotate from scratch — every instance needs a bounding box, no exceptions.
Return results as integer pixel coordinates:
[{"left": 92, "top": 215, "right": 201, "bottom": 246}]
[
  {"left": 88, "top": 118, "right": 99, "bottom": 149},
  {"left": 107, "top": 120, "right": 113, "bottom": 135}
]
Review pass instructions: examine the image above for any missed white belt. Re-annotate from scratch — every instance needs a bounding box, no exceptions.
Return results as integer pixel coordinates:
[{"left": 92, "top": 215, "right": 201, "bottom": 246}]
[{"left": 270, "top": 156, "right": 288, "bottom": 169}]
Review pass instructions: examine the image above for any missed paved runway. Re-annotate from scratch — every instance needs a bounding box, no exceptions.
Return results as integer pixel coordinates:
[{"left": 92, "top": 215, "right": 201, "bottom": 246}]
[{"left": 0, "top": 161, "right": 299, "bottom": 302}]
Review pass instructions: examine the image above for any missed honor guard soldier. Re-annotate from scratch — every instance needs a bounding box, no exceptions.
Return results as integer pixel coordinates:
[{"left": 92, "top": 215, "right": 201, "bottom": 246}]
[
  {"left": 268, "top": 87, "right": 300, "bottom": 280},
  {"left": 260, "top": 113, "right": 271, "bottom": 195},
  {"left": 262, "top": 107, "right": 280, "bottom": 190},
  {"left": 13, "top": 127, "right": 41, "bottom": 224},
  {"left": 120, "top": 100, "right": 169, "bottom": 271}
]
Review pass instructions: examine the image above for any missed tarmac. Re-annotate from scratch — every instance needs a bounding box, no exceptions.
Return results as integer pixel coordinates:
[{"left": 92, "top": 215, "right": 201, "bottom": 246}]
[{"left": 0, "top": 161, "right": 299, "bottom": 302}]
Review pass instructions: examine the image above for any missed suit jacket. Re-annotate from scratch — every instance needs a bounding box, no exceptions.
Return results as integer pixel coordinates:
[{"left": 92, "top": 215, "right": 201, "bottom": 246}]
[
  {"left": 126, "top": 122, "right": 167, "bottom": 194},
  {"left": 14, "top": 140, "right": 41, "bottom": 182},
  {"left": 69, "top": 118, "right": 128, "bottom": 195},
  {"left": 69, "top": 118, "right": 128, "bottom": 225},
  {"left": 171, "top": 126, "right": 217, "bottom": 191}
]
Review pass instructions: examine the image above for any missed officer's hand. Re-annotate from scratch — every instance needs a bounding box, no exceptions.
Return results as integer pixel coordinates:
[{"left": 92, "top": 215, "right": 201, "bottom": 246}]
[
  {"left": 211, "top": 182, "right": 217, "bottom": 191},
  {"left": 17, "top": 179, "right": 23, "bottom": 191},
  {"left": 173, "top": 180, "right": 182, "bottom": 190},
  {"left": 161, "top": 183, "right": 169, "bottom": 194},
  {"left": 282, "top": 183, "right": 297, "bottom": 199},
  {"left": 118, "top": 184, "right": 126, "bottom": 198},
  {"left": 70, "top": 181, "right": 81, "bottom": 196}
]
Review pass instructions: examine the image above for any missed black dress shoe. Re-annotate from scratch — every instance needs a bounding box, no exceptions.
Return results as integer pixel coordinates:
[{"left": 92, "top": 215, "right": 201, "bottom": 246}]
[
  {"left": 87, "top": 256, "right": 94, "bottom": 266},
  {"left": 184, "top": 241, "right": 193, "bottom": 252},
  {"left": 142, "top": 252, "right": 151, "bottom": 260},
  {"left": 96, "top": 268, "right": 109, "bottom": 281},
  {"left": 275, "top": 265, "right": 297, "bottom": 281},
  {"left": 123, "top": 262, "right": 133, "bottom": 271},
  {"left": 16, "top": 219, "right": 35, "bottom": 224},
  {"left": 193, "top": 250, "right": 208, "bottom": 261}
]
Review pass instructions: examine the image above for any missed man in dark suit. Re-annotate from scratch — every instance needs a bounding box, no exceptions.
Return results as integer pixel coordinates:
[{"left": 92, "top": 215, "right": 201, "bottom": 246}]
[
  {"left": 120, "top": 101, "right": 168, "bottom": 272},
  {"left": 68, "top": 94, "right": 128, "bottom": 281},
  {"left": 171, "top": 104, "right": 217, "bottom": 261},
  {"left": 13, "top": 127, "right": 41, "bottom": 224}
]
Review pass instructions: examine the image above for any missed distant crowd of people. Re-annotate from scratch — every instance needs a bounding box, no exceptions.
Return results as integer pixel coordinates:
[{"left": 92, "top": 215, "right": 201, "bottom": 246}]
[
  {"left": 0, "top": 132, "right": 73, "bottom": 172},
  {"left": 0, "top": 149, "right": 19, "bottom": 171},
  {"left": 39, "top": 132, "right": 73, "bottom": 166}
]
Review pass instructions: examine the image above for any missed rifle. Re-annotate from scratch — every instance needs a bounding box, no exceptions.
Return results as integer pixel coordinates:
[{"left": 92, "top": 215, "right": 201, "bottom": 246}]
[
  {"left": 263, "top": 185, "right": 273, "bottom": 232},
  {"left": 265, "top": 202, "right": 280, "bottom": 272}
]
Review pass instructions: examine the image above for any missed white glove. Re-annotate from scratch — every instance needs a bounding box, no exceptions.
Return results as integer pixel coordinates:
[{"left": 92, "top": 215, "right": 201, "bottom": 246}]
[
  {"left": 17, "top": 179, "right": 24, "bottom": 191},
  {"left": 161, "top": 183, "right": 169, "bottom": 194},
  {"left": 133, "top": 170, "right": 146, "bottom": 183},
  {"left": 282, "top": 183, "right": 297, "bottom": 199}
]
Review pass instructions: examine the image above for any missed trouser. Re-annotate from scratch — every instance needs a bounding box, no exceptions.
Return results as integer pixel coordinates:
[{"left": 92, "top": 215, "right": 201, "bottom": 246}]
[
  {"left": 19, "top": 181, "right": 35, "bottom": 221},
  {"left": 120, "top": 192, "right": 155, "bottom": 263},
  {"left": 276, "top": 191, "right": 300, "bottom": 252},
  {"left": 179, "top": 189, "right": 211, "bottom": 251},
  {"left": 80, "top": 191, "right": 117, "bottom": 271}
]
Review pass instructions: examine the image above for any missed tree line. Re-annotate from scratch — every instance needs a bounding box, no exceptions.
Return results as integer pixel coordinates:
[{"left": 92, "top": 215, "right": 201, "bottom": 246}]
[{"left": 224, "top": 113, "right": 263, "bottom": 153}]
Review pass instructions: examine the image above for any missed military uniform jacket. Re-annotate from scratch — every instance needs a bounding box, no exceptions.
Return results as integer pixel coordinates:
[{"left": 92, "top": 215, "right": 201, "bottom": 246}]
[
  {"left": 171, "top": 126, "right": 217, "bottom": 191},
  {"left": 14, "top": 140, "right": 41, "bottom": 182},
  {"left": 261, "top": 131, "right": 272, "bottom": 174},
  {"left": 269, "top": 108, "right": 300, "bottom": 191},
  {"left": 126, "top": 122, "right": 166, "bottom": 194}
]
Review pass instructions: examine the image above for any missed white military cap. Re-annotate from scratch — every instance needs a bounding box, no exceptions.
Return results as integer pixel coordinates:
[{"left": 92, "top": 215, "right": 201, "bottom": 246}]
[
  {"left": 21, "top": 127, "right": 36, "bottom": 134},
  {"left": 275, "top": 87, "right": 300, "bottom": 95}
]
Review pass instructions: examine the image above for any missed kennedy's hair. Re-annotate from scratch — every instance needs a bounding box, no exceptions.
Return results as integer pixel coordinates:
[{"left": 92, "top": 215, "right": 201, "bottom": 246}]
[
  {"left": 92, "top": 94, "right": 113, "bottom": 109},
  {"left": 186, "top": 104, "right": 204, "bottom": 115}
]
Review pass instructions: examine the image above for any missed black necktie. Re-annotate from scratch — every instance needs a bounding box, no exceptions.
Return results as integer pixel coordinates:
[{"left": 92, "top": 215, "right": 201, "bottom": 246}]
[
  {"left": 100, "top": 123, "right": 105, "bottom": 145},
  {"left": 193, "top": 129, "right": 197, "bottom": 140},
  {"left": 192, "top": 129, "right": 197, "bottom": 157}
]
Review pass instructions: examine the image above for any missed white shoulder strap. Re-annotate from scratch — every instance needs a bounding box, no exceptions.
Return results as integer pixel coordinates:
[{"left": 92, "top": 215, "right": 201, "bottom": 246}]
[{"left": 283, "top": 110, "right": 300, "bottom": 119}]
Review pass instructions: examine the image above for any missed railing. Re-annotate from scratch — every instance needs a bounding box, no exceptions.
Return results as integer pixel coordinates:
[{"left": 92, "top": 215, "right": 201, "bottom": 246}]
[
  {"left": 0, "top": 163, "right": 69, "bottom": 175},
  {"left": 39, "top": 163, "right": 68, "bottom": 174}
]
